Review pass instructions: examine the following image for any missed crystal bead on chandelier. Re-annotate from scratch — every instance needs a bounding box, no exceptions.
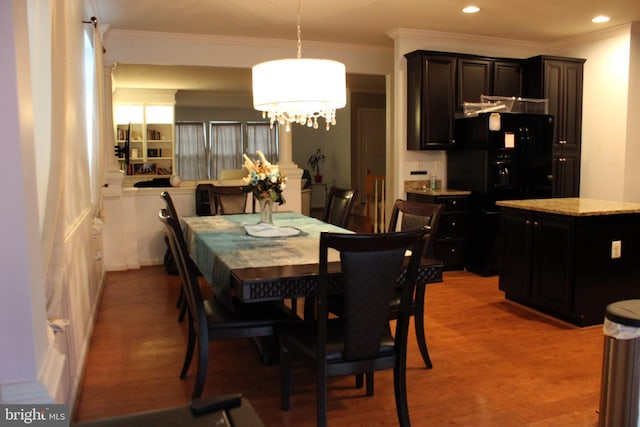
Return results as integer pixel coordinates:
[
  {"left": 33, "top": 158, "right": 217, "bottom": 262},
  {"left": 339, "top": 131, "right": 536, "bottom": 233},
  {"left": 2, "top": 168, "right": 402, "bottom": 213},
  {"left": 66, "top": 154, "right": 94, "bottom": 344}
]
[{"left": 251, "top": 0, "right": 346, "bottom": 131}]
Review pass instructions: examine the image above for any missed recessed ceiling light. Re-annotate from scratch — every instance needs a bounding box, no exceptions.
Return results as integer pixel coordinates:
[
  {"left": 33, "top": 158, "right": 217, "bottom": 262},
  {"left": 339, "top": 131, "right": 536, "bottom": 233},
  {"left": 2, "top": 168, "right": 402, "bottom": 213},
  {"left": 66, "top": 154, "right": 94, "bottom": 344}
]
[
  {"left": 463, "top": 6, "right": 480, "bottom": 14},
  {"left": 592, "top": 15, "right": 610, "bottom": 23}
]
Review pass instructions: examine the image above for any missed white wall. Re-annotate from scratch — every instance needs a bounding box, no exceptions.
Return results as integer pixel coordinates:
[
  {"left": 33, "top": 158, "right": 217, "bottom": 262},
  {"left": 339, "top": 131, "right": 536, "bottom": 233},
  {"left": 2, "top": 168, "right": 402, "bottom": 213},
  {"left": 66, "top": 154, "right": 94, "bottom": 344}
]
[
  {"left": 105, "top": 30, "right": 388, "bottom": 192},
  {"left": 388, "top": 29, "right": 544, "bottom": 201},
  {"left": 1, "top": 0, "right": 105, "bottom": 407},
  {"left": 389, "top": 26, "right": 639, "bottom": 203},
  {"left": 549, "top": 24, "right": 635, "bottom": 202},
  {"left": 624, "top": 26, "right": 640, "bottom": 202}
]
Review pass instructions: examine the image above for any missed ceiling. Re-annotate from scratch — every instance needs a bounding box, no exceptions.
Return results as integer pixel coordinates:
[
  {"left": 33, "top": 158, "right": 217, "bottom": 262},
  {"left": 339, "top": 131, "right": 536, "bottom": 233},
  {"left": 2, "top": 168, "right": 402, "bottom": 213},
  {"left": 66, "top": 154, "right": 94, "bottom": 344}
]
[
  {"left": 93, "top": 0, "right": 639, "bottom": 46},
  {"left": 98, "top": 0, "right": 639, "bottom": 102}
]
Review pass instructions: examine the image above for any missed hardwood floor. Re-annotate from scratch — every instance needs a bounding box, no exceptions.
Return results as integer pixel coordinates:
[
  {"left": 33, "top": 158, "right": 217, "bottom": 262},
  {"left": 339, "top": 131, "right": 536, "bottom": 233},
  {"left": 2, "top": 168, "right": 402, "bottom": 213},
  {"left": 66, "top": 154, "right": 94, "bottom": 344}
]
[{"left": 74, "top": 265, "right": 604, "bottom": 426}]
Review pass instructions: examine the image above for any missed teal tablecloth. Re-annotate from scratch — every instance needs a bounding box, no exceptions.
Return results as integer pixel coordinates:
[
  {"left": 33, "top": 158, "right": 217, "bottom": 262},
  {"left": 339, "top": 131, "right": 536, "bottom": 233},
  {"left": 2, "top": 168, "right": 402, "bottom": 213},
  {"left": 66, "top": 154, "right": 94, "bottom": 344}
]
[{"left": 182, "top": 212, "right": 350, "bottom": 307}]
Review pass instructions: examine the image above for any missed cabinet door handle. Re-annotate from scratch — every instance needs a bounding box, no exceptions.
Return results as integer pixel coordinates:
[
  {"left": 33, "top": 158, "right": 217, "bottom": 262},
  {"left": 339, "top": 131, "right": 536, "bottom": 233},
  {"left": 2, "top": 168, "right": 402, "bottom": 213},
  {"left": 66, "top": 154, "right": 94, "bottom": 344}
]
[
  {"left": 559, "top": 140, "right": 567, "bottom": 145},
  {"left": 558, "top": 157, "right": 566, "bottom": 162},
  {"left": 525, "top": 220, "right": 531, "bottom": 225},
  {"left": 533, "top": 221, "right": 539, "bottom": 226},
  {"left": 452, "top": 200, "right": 457, "bottom": 205},
  {"left": 451, "top": 248, "right": 456, "bottom": 253},
  {"left": 451, "top": 222, "right": 456, "bottom": 227}
]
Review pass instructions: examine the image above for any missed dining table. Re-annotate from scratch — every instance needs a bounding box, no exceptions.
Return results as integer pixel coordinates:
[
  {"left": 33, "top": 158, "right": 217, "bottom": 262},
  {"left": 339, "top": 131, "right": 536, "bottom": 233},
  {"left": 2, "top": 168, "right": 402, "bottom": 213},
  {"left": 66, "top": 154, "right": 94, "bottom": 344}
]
[
  {"left": 182, "top": 211, "right": 444, "bottom": 366},
  {"left": 182, "top": 212, "right": 443, "bottom": 306}
]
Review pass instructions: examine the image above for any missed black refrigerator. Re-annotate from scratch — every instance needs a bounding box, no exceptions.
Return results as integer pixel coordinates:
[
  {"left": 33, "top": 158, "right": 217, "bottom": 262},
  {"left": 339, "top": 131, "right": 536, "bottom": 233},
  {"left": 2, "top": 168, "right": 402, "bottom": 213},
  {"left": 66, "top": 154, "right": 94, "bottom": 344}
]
[{"left": 448, "top": 112, "right": 554, "bottom": 276}]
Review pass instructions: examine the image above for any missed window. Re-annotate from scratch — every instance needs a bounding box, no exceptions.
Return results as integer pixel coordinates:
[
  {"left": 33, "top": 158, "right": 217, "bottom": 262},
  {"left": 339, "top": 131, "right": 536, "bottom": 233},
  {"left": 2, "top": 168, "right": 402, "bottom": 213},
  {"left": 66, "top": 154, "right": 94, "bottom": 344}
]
[
  {"left": 175, "top": 122, "right": 208, "bottom": 180},
  {"left": 175, "top": 120, "right": 278, "bottom": 180},
  {"left": 246, "top": 122, "right": 278, "bottom": 164},
  {"left": 210, "top": 121, "right": 243, "bottom": 179}
]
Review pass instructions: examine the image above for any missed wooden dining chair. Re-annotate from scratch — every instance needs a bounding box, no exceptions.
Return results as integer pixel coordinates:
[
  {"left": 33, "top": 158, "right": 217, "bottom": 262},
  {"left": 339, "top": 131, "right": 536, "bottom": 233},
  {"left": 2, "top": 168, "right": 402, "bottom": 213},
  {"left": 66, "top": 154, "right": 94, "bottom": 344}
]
[
  {"left": 159, "top": 208, "right": 288, "bottom": 399},
  {"left": 387, "top": 199, "right": 445, "bottom": 369},
  {"left": 195, "top": 183, "right": 216, "bottom": 216},
  {"left": 161, "top": 191, "right": 187, "bottom": 322},
  {"left": 280, "top": 229, "right": 427, "bottom": 427},
  {"left": 328, "top": 199, "right": 445, "bottom": 370},
  {"left": 212, "top": 184, "right": 253, "bottom": 215},
  {"left": 322, "top": 187, "right": 357, "bottom": 228}
]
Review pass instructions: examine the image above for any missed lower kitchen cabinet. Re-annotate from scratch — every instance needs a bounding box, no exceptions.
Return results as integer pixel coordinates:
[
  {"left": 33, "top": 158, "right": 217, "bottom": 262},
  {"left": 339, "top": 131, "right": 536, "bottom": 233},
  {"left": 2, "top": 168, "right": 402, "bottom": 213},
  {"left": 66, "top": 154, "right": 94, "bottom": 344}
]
[
  {"left": 499, "top": 209, "right": 573, "bottom": 313},
  {"left": 498, "top": 205, "right": 640, "bottom": 326},
  {"left": 406, "top": 191, "right": 470, "bottom": 270}
]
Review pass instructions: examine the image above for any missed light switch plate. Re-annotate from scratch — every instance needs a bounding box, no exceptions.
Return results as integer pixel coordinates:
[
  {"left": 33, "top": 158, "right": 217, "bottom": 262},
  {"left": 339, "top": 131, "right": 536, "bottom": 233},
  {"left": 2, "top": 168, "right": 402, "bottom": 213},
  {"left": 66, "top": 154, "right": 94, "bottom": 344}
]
[{"left": 611, "top": 240, "right": 622, "bottom": 259}]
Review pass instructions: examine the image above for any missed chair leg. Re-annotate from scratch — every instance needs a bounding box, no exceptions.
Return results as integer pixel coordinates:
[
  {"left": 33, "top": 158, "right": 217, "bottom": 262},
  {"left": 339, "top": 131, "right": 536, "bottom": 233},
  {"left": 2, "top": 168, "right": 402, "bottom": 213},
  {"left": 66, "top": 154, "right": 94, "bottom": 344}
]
[
  {"left": 177, "top": 293, "right": 187, "bottom": 323},
  {"left": 393, "top": 363, "right": 410, "bottom": 427},
  {"left": 355, "top": 374, "right": 363, "bottom": 389},
  {"left": 281, "top": 345, "right": 291, "bottom": 411},
  {"left": 414, "top": 284, "right": 433, "bottom": 369},
  {"left": 316, "top": 370, "right": 328, "bottom": 427},
  {"left": 176, "top": 286, "right": 183, "bottom": 308},
  {"left": 180, "top": 314, "right": 195, "bottom": 379},
  {"left": 365, "top": 371, "right": 374, "bottom": 396},
  {"left": 192, "top": 334, "right": 209, "bottom": 399}
]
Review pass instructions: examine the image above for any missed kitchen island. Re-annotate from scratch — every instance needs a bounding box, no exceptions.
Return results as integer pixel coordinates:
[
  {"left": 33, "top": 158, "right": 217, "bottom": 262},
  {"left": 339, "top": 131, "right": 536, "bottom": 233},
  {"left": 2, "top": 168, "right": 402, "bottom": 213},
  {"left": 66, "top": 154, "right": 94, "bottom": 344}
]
[{"left": 496, "top": 198, "right": 640, "bottom": 327}]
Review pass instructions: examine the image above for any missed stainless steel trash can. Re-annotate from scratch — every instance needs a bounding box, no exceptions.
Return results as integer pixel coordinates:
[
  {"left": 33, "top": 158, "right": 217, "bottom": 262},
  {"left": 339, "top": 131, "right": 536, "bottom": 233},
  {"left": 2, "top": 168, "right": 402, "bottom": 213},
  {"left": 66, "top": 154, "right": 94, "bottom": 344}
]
[{"left": 599, "top": 299, "right": 640, "bottom": 427}]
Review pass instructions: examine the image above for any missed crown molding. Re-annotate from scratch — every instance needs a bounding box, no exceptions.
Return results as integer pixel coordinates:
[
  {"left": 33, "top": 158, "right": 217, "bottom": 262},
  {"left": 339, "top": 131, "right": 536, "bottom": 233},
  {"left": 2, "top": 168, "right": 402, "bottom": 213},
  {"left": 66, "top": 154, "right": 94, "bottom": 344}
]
[
  {"left": 387, "top": 28, "right": 544, "bottom": 52},
  {"left": 105, "top": 29, "right": 392, "bottom": 55}
]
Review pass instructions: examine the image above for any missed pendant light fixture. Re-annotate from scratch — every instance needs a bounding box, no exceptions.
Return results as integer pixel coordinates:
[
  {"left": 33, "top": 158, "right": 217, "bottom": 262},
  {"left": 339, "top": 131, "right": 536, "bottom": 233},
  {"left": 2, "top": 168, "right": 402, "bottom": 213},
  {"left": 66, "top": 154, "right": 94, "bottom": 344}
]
[{"left": 252, "top": 0, "right": 346, "bottom": 131}]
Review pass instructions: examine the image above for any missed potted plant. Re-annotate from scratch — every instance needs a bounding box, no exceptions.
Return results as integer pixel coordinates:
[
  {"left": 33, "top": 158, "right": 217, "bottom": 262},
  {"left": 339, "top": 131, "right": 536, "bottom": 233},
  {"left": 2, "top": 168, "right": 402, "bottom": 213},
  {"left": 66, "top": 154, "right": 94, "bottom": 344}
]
[{"left": 307, "top": 149, "right": 325, "bottom": 183}]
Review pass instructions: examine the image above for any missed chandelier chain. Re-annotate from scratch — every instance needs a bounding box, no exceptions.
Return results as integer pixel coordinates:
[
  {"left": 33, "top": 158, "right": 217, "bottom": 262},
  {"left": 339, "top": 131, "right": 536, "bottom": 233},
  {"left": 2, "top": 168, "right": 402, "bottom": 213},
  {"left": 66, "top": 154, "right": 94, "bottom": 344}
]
[{"left": 296, "top": 0, "right": 302, "bottom": 59}]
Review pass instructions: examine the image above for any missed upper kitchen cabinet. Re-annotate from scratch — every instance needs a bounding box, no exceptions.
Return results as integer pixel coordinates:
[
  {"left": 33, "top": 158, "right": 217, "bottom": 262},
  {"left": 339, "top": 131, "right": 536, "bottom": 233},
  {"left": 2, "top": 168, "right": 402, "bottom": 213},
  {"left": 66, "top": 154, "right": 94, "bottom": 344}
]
[
  {"left": 406, "top": 51, "right": 456, "bottom": 150},
  {"left": 523, "top": 56, "right": 585, "bottom": 197},
  {"left": 492, "top": 60, "right": 523, "bottom": 97},
  {"left": 523, "top": 56, "right": 585, "bottom": 153},
  {"left": 456, "top": 57, "right": 492, "bottom": 111}
]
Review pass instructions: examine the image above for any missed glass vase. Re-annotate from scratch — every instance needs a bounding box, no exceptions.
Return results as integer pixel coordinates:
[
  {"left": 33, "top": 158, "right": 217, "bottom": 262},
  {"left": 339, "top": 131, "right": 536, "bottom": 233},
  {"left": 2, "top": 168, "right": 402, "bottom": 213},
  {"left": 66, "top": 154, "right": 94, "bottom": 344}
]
[{"left": 258, "top": 195, "right": 274, "bottom": 225}]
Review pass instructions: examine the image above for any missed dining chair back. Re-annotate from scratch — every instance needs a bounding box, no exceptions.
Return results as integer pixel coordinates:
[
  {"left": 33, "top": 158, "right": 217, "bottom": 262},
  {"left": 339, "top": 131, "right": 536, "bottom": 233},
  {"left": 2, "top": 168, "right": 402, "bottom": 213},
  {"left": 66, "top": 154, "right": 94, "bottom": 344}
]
[
  {"left": 280, "top": 229, "right": 427, "bottom": 427},
  {"left": 322, "top": 187, "right": 357, "bottom": 228},
  {"left": 159, "top": 208, "right": 287, "bottom": 399},
  {"left": 387, "top": 199, "right": 445, "bottom": 369},
  {"left": 160, "top": 191, "right": 188, "bottom": 321},
  {"left": 388, "top": 199, "right": 444, "bottom": 258},
  {"left": 195, "top": 183, "right": 216, "bottom": 216},
  {"left": 212, "top": 184, "right": 253, "bottom": 215}
]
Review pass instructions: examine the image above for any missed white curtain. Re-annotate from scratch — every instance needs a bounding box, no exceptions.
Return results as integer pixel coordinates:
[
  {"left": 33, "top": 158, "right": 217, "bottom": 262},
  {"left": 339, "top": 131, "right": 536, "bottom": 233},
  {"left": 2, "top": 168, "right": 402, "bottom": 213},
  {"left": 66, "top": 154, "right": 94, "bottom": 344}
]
[
  {"left": 91, "top": 23, "right": 106, "bottom": 209},
  {"left": 210, "top": 122, "right": 242, "bottom": 179},
  {"left": 42, "top": 1, "right": 69, "bottom": 319},
  {"left": 247, "top": 122, "right": 278, "bottom": 163},
  {"left": 175, "top": 121, "right": 208, "bottom": 180}
]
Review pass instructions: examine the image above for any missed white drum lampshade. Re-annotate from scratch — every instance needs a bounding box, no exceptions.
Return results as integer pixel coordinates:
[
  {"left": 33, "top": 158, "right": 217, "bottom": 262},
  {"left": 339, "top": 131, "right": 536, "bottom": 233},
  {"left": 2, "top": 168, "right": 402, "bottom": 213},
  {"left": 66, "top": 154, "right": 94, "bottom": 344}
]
[{"left": 252, "top": 58, "right": 346, "bottom": 131}]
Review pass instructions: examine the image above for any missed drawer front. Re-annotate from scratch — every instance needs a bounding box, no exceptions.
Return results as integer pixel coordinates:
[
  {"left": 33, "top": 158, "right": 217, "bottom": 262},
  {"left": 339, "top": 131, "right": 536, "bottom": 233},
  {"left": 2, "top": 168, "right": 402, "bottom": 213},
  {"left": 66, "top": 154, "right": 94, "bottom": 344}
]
[
  {"left": 435, "top": 238, "right": 467, "bottom": 269},
  {"left": 436, "top": 195, "right": 469, "bottom": 212},
  {"left": 439, "top": 213, "right": 468, "bottom": 238}
]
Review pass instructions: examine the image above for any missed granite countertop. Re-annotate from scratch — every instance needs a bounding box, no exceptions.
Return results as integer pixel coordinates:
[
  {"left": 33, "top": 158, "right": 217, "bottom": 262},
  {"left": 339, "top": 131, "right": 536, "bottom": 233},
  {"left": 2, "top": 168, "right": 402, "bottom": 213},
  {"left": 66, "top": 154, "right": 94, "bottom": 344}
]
[
  {"left": 496, "top": 198, "right": 640, "bottom": 216},
  {"left": 406, "top": 188, "right": 472, "bottom": 196}
]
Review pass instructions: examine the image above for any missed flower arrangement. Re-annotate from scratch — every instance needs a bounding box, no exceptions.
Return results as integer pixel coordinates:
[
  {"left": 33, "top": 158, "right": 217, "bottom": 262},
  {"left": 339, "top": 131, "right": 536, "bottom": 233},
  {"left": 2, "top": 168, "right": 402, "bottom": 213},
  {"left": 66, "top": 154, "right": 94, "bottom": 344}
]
[{"left": 242, "top": 150, "right": 287, "bottom": 205}]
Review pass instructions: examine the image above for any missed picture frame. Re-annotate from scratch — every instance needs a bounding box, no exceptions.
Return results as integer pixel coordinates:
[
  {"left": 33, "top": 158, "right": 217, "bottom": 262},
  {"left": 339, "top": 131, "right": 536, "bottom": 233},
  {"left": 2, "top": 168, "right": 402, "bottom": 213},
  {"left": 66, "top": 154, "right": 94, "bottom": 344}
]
[{"left": 147, "top": 148, "right": 160, "bottom": 157}]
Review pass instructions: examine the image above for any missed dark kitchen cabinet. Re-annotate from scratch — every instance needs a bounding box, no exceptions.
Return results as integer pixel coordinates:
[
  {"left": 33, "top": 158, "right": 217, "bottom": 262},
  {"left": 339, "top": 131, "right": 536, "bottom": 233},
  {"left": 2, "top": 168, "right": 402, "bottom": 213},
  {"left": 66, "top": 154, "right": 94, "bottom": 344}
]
[
  {"left": 499, "top": 208, "right": 574, "bottom": 318},
  {"left": 523, "top": 56, "right": 585, "bottom": 196},
  {"left": 492, "top": 60, "right": 522, "bottom": 97},
  {"left": 498, "top": 204, "right": 640, "bottom": 327},
  {"left": 456, "top": 57, "right": 492, "bottom": 111},
  {"left": 552, "top": 152, "right": 580, "bottom": 197},
  {"left": 406, "top": 192, "right": 469, "bottom": 270},
  {"left": 405, "top": 51, "right": 456, "bottom": 150}
]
